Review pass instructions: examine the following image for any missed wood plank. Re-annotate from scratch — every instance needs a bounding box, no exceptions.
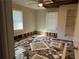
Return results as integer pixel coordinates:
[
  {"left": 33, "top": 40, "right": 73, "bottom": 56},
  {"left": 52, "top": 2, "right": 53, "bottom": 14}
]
[{"left": 61, "top": 43, "right": 67, "bottom": 59}]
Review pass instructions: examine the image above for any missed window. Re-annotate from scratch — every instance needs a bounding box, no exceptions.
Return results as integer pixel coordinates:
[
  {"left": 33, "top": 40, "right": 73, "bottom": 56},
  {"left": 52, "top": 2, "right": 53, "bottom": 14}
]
[
  {"left": 13, "top": 10, "right": 23, "bottom": 30},
  {"left": 46, "top": 12, "right": 58, "bottom": 32}
]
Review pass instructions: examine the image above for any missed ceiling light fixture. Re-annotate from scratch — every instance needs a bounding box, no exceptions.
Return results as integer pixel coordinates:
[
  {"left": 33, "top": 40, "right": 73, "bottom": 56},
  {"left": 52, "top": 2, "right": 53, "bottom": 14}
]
[{"left": 38, "top": 3, "right": 43, "bottom": 7}]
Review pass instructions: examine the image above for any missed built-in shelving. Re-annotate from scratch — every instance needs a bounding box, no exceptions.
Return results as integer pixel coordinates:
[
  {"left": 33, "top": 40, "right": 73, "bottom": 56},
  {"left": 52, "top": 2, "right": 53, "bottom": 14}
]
[{"left": 65, "top": 9, "right": 77, "bottom": 36}]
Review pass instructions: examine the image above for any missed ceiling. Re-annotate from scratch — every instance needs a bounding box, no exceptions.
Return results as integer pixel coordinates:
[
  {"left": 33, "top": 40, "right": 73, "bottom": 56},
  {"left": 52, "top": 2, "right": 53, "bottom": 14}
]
[
  {"left": 12, "top": 0, "right": 46, "bottom": 10},
  {"left": 13, "top": 0, "right": 78, "bottom": 9}
]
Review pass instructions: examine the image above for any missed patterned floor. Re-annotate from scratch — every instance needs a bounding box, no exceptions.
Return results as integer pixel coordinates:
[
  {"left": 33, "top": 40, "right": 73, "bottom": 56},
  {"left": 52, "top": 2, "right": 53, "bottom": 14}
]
[{"left": 15, "top": 35, "right": 75, "bottom": 59}]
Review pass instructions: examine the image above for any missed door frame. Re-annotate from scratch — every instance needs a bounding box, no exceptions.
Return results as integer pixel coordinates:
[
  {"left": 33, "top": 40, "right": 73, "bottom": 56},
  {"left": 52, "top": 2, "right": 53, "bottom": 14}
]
[{"left": 0, "top": 0, "right": 15, "bottom": 59}]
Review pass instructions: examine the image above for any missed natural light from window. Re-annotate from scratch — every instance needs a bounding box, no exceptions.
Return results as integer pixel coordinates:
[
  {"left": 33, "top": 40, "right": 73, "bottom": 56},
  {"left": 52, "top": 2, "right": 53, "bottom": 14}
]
[
  {"left": 46, "top": 12, "right": 58, "bottom": 32},
  {"left": 13, "top": 10, "right": 23, "bottom": 30}
]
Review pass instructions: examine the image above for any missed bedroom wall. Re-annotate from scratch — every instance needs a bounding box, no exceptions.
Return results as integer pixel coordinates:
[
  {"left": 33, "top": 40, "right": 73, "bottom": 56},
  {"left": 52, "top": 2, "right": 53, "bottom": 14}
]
[
  {"left": 35, "top": 10, "right": 47, "bottom": 32},
  {"left": 12, "top": 4, "right": 36, "bottom": 36},
  {"left": 13, "top": 3, "right": 77, "bottom": 39},
  {"left": 35, "top": 8, "right": 59, "bottom": 32},
  {"left": 35, "top": 4, "right": 77, "bottom": 40}
]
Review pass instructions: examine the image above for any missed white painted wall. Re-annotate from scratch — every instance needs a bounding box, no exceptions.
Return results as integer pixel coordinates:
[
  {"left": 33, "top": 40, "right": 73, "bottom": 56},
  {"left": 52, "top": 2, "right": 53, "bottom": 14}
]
[
  {"left": 35, "top": 10, "right": 47, "bottom": 32},
  {"left": 36, "top": 8, "right": 59, "bottom": 33},
  {"left": 12, "top": 4, "right": 36, "bottom": 36},
  {"left": 57, "top": 5, "right": 67, "bottom": 39},
  {"left": 74, "top": 3, "right": 79, "bottom": 59}
]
